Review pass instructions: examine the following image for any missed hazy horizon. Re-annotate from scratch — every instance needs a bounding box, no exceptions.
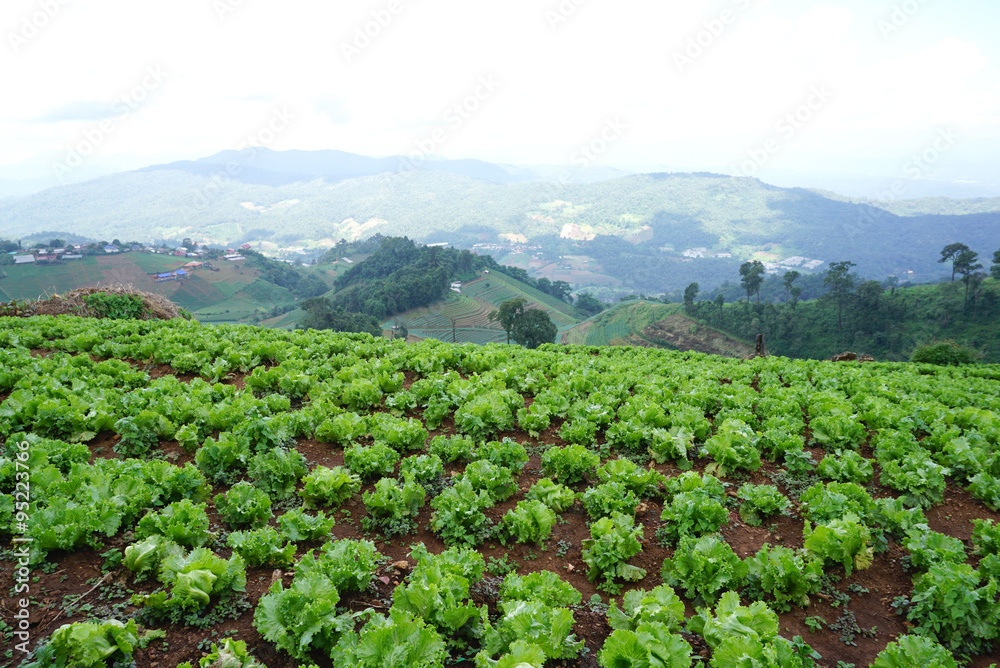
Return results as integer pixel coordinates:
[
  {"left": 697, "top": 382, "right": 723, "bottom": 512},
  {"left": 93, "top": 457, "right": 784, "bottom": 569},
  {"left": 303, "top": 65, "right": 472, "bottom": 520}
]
[{"left": 3, "top": 0, "right": 999, "bottom": 199}]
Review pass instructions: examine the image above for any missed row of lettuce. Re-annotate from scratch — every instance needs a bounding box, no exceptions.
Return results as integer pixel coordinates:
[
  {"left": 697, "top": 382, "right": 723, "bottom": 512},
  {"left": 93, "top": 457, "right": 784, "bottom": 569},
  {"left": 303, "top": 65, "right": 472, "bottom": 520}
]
[{"left": 1, "top": 315, "right": 1000, "bottom": 667}]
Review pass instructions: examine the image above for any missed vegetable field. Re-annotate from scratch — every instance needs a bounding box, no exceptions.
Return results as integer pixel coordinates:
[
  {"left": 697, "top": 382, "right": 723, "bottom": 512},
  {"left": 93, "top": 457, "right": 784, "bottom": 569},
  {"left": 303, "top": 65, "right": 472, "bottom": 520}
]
[{"left": 2, "top": 315, "right": 1000, "bottom": 668}]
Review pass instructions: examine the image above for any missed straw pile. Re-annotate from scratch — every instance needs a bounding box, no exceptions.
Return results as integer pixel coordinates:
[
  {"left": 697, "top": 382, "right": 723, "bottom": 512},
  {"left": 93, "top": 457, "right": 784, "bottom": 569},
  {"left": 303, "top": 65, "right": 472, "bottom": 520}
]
[{"left": 31, "top": 283, "right": 184, "bottom": 320}]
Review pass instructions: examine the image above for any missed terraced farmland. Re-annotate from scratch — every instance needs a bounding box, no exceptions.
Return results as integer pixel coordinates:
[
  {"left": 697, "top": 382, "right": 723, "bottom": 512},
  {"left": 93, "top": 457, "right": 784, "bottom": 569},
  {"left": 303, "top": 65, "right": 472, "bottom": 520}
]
[{"left": 393, "top": 272, "right": 579, "bottom": 345}]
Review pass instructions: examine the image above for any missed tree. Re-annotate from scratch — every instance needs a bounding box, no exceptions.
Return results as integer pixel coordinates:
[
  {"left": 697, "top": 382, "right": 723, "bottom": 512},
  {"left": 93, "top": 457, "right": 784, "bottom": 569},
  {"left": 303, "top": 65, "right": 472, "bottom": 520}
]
[
  {"left": 886, "top": 275, "right": 900, "bottom": 296},
  {"left": 511, "top": 309, "right": 557, "bottom": 349},
  {"left": 782, "top": 271, "right": 800, "bottom": 302},
  {"left": 683, "top": 282, "right": 699, "bottom": 310},
  {"left": 993, "top": 249, "right": 1000, "bottom": 280},
  {"left": 939, "top": 243, "right": 971, "bottom": 281},
  {"left": 954, "top": 249, "right": 983, "bottom": 308},
  {"left": 298, "top": 298, "right": 382, "bottom": 336},
  {"left": 48, "top": 238, "right": 65, "bottom": 248},
  {"left": 856, "top": 280, "right": 884, "bottom": 333},
  {"left": 739, "top": 261, "right": 765, "bottom": 304},
  {"left": 489, "top": 298, "right": 526, "bottom": 344},
  {"left": 575, "top": 293, "right": 605, "bottom": 317},
  {"left": 824, "top": 261, "right": 856, "bottom": 330},
  {"left": 295, "top": 274, "right": 329, "bottom": 299},
  {"left": 967, "top": 271, "right": 987, "bottom": 317},
  {"left": 551, "top": 280, "right": 573, "bottom": 302}
]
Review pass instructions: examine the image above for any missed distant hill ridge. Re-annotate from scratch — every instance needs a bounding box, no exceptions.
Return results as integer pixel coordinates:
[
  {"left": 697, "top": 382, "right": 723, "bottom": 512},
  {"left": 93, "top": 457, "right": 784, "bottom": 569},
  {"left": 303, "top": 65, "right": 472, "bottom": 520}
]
[{"left": 0, "top": 149, "right": 998, "bottom": 290}]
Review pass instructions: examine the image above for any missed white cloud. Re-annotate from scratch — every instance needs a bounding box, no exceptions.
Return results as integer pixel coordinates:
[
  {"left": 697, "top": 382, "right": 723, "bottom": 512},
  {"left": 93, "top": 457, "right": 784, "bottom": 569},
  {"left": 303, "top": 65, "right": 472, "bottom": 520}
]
[{"left": 0, "top": 0, "right": 997, "bottom": 183}]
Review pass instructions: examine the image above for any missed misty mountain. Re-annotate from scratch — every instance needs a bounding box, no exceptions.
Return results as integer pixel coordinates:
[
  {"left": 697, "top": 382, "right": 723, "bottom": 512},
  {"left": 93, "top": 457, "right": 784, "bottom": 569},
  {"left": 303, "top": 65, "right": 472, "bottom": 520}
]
[
  {"left": 140, "top": 148, "right": 531, "bottom": 186},
  {"left": 0, "top": 150, "right": 998, "bottom": 290}
]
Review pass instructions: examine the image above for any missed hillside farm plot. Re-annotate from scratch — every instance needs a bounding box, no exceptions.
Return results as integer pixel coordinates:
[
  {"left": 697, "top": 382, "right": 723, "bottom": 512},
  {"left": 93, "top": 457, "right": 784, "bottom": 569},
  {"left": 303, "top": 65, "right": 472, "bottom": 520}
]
[
  {"left": 1, "top": 257, "right": 105, "bottom": 300},
  {"left": 2, "top": 315, "right": 1000, "bottom": 667},
  {"left": 568, "top": 301, "right": 680, "bottom": 346},
  {"left": 168, "top": 275, "right": 230, "bottom": 312},
  {"left": 393, "top": 275, "right": 580, "bottom": 345},
  {"left": 394, "top": 294, "right": 507, "bottom": 344},
  {"left": 461, "top": 274, "right": 577, "bottom": 324},
  {"left": 128, "top": 253, "right": 186, "bottom": 274}
]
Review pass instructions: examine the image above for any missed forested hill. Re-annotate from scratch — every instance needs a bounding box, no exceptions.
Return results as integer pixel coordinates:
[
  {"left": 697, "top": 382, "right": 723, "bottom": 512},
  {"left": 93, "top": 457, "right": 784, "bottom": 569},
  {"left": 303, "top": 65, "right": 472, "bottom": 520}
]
[
  {"left": 684, "top": 276, "right": 1000, "bottom": 363},
  {"left": 314, "top": 236, "right": 574, "bottom": 321}
]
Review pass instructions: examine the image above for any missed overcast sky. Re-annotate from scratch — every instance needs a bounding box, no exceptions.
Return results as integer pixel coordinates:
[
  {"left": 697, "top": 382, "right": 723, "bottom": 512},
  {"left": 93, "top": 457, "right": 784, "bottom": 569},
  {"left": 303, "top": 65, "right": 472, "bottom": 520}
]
[{"left": 2, "top": 0, "right": 998, "bottom": 193}]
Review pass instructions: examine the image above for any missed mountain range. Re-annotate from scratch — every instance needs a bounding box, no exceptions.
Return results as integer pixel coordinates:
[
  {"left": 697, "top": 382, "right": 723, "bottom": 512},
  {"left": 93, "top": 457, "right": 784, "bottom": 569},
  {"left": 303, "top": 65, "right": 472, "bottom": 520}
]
[{"left": 1, "top": 148, "right": 998, "bottom": 293}]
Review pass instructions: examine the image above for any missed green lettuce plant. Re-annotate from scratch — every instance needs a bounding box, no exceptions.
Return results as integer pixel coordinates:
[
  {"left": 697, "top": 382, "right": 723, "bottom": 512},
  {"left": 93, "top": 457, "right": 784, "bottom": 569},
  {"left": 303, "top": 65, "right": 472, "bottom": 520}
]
[
  {"left": 525, "top": 478, "right": 577, "bottom": 512},
  {"left": 501, "top": 500, "right": 557, "bottom": 546},
  {"left": 661, "top": 534, "right": 747, "bottom": 605},
  {"left": 344, "top": 441, "right": 400, "bottom": 480},
  {"left": 330, "top": 608, "right": 448, "bottom": 668},
  {"left": 542, "top": 444, "right": 601, "bottom": 485},
  {"left": 27, "top": 619, "right": 141, "bottom": 668},
  {"left": 737, "top": 483, "right": 790, "bottom": 527},
  {"left": 226, "top": 527, "right": 296, "bottom": 567},
  {"left": 582, "top": 511, "right": 646, "bottom": 594},
  {"left": 299, "top": 466, "right": 361, "bottom": 509},
  {"left": 500, "top": 570, "right": 582, "bottom": 608},
  {"left": 135, "top": 499, "right": 210, "bottom": 548},
  {"left": 214, "top": 482, "right": 272, "bottom": 529},
  {"left": 277, "top": 507, "right": 337, "bottom": 542},
  {"left": 362, "top": 475, "right": 426, "bottom": 535}
]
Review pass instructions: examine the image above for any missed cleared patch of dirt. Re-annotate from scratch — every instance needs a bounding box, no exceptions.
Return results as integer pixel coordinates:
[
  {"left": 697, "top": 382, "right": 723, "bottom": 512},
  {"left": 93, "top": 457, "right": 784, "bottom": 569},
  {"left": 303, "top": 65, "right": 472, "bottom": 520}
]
[{"left": 634, "top": 313, "right": 755, "bottom": 358}]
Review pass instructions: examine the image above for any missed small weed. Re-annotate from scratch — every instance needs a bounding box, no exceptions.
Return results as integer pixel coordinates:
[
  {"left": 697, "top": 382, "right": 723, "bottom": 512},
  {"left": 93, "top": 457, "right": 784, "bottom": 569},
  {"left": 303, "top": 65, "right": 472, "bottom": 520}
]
[
  {"left": 804, "top": 616, "right": 826, "bottom": 632},
  {"left": 586, "top": 593, "right": 608, "bottom": 615},
  {"left": 555, "top": 540, "right": 572, "bottom": 558},
  {"left": 487, "top": 555, "right": 517, "bottom": 578},
  {"left": 101, "top": 548, "right": 123, "bottom": 573}
]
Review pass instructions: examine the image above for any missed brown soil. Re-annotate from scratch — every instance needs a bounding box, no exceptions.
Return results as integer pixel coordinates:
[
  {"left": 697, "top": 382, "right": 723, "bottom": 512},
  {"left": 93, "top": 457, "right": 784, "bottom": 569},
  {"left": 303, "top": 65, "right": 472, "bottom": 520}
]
[{"left": 633, "top": 313, "right": 755, "bottom": 358}]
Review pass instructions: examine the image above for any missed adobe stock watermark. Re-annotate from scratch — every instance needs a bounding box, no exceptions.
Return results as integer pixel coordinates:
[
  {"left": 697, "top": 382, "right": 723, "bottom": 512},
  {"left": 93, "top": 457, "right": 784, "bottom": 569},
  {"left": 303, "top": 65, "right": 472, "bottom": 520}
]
[
  {"left": 213, "top": 0, "right": 250, "bottom": 21},
  {"left": 51, "top": 65, "right": 168, "bottom": 182},
  {"left": 395, "top": 75, "right": 501, "bottom": 173},
  {"left": 8, "top": 0, "right": 72, "bottom": 54},
  {"left": 878, "top": 0, "right": 931, "bottom": 41},
  {"left": 538, "top": 116, "right": 628, "bottom": 201},
  {"left": 845, "top": 127, "right": 959, "bottom": 240},
  {"left": 545, "top": 0, "right": 591, "bottom": 31},
  {"left": 9, "top": 436, "right": 33, "bottom": 656},
  {"left": 673, "top": 0, "right": 753, "bottom": 74},
  {"left": 736, "top": 84, "right": 834, "bottom": 177},
  {"left": 571, "top": 116, "right": 628, "bottom": 168},
  {"left": 341, "top": 0, "right": 412, "bottom": 64},
  {"left": 188, "top": 106, "right": 296, "bottom": 211}
]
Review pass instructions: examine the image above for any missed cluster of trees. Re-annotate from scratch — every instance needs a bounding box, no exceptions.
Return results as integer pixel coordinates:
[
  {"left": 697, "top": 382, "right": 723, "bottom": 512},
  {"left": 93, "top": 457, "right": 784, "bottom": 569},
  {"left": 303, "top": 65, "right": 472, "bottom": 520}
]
[
  {"left": 297, "top": 298, "right": 382, "bottom": 336},
  {"left": 328, "top": 237, "right": 586, "bottom": 322},
  {"left": 575, "top": 293, "right": 605, "bottom": 316},
  {"left": 497, "top": 264, "right": 572, "bottom": 303},
  {"left": 317, "top": 234, "right": 394, "bottom": 263},
  {"left": 682, "top": 242, "right": 1000, "bottom": 361},
  {"left": 242, "top": 250, "right": 329, "bottom": 299},
  {"left": 938, "top": 243, "right": 999, "bottom": 307},
  {"left": 330, "top": 237, "right": 494, "bottom": 320},
  {"left": 488, "top": 298, "right": 558, "bottom": 349}
]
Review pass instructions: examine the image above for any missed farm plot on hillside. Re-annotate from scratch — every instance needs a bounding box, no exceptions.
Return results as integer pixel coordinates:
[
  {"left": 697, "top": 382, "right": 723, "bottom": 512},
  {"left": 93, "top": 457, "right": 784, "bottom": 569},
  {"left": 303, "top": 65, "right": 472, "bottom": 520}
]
[{"left": 2, "top": 316, "right": 1000, "bottom": 667}]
